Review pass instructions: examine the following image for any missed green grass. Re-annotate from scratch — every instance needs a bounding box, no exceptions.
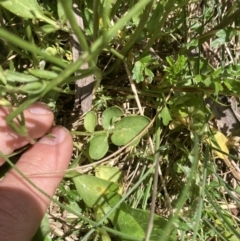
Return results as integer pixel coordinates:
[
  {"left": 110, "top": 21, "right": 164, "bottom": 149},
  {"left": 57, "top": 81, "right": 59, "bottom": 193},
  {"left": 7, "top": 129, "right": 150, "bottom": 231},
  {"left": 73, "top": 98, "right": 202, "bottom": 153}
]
[{"left": 1, "top": 0, "right": 240, "bottom": 240}]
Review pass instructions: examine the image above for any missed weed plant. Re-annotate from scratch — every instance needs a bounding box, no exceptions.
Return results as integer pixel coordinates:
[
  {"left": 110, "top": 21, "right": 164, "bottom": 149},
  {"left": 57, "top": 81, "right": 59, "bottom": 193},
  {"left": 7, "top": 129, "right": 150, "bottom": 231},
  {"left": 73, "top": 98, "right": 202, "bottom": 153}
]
[{"left": 1, "top": 0, "right": 240, "bottom": 240}]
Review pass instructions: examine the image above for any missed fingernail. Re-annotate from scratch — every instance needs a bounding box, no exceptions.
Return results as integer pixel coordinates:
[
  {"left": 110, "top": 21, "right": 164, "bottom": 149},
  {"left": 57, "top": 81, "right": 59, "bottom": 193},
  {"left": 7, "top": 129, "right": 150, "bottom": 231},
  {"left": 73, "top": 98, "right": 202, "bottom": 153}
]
[
  {"left": 29, "top": 102, "right": 52, "bottom": 115},
  {"left": 38, "top": 126, "right": 68, "bottom": 145}
]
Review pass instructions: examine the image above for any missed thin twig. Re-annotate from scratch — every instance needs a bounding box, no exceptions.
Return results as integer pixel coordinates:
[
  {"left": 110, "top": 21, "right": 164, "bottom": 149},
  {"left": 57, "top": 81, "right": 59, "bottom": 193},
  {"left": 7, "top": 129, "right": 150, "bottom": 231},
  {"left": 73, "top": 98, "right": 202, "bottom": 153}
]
[{"left": 124, "top": 61, "right": 155, "bottom": 153}]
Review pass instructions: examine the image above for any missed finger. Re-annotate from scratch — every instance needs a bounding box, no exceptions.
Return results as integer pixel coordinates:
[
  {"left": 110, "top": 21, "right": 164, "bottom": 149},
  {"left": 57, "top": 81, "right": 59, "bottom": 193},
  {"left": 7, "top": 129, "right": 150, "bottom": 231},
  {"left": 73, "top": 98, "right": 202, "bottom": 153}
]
[
  {"left": 0, "top": 126, "right": 73, "bottom": 241},
  {"left": 0, "top": 102, "right": 54, "bottom": 164}
]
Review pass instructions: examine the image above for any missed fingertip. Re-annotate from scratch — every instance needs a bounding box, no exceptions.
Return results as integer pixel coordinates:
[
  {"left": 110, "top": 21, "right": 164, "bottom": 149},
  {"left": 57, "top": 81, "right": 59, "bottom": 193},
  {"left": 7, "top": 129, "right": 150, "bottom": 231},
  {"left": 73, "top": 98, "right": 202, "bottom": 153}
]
[{"left": 38, "top": 126, "right": 70, "bottom": 146}]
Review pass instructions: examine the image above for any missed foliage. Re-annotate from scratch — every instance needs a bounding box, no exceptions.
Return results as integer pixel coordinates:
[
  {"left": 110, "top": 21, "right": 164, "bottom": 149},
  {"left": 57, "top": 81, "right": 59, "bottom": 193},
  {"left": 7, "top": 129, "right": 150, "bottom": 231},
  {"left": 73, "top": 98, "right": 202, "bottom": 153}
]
[{"left": 1, "top": 0, "right": 240, "bottom": 240}]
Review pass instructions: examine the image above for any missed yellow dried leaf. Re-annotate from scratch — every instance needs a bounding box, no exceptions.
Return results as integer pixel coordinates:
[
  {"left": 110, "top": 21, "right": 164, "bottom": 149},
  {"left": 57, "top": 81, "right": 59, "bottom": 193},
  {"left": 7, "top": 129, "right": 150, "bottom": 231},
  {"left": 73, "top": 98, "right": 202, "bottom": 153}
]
[{"left": 206, "top": 129, "right": 229, "bottom": 160}]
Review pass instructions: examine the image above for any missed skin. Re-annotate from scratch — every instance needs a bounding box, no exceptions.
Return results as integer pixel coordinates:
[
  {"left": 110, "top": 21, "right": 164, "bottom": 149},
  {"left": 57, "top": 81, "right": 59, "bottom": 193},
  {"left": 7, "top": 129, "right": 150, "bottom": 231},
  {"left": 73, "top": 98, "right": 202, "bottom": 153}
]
[{"left": 0, "top": 102, "right": 73, "bottom": 241}]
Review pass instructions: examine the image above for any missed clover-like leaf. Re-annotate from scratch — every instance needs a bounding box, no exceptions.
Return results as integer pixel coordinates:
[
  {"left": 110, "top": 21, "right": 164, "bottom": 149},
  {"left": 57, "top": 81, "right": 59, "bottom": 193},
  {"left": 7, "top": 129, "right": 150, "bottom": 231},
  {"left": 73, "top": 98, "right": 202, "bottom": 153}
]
[
  {"left": 111, "top": 116, "right": 150, "bottom": 146},
  {"left": 89, "top": 134, "right": 109, "bottom": 160},
  {"left": 84, "top": 111, "right": 97, "bottom": 132},
  {"left": 102, "top": 106, "right": 123, "bottom": 129}
]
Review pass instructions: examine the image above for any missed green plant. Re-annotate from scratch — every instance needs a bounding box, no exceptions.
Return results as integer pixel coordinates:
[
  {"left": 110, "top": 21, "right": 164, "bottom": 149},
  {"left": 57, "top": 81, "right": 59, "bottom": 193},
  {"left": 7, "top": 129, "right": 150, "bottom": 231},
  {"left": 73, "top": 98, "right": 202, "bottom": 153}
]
[{"left": 1, "top": 0, "right": 240, "bottom": 240}]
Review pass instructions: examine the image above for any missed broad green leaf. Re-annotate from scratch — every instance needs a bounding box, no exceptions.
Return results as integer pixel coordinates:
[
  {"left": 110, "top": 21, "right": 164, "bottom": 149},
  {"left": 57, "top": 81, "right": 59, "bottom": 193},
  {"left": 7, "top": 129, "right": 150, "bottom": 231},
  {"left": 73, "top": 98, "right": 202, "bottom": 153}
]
[
  {"left": 89, "top": 134, "right": 109, "bottom": 160},
  {"left": 0, "top": 0, "right": 42, "bottom": 18},
  {"left": 0, "top": 0, "right": 56, "bottom": 27},
  {"left": 102, "top": 106, "right": 123, "bottom": 129},
  {"left": 105, "top": 193, "right": 172, "bottom": 241},
  {"left": 84, "top": 111, "right": 97, "bottom": 132},
  {"left": 109, "top": 208, "right": 145, "bottom": 240},
  {"left": 159, "top": 106, "right": 172, "bottom": 126},
  {"left": 95, "top": 166, "right": 122, "bottom": 183},
  {"left": 111, "top": 116, "right": 150, "bottom": 146},
  {"left": 72, "top": 175, "right": 119, "bottom": 207},
  {"left": 128, "top": 208, "right": 173, "bottom": 241}
]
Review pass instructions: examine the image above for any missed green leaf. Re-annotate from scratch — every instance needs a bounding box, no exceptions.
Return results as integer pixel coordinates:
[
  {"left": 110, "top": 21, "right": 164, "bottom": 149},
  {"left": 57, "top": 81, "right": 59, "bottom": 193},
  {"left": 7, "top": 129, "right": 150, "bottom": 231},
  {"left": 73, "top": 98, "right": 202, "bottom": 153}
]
[
  {"left": 159, "top": 106, "right": 172, "bottom": 126},
  {"left": 95, "top": 166, "right": 122, "bottom": 183},
  {"left": 89, "top": 134, "right": 109, "bottom": 160},
  {"left": 28, "top": 69, "right": 58, "bottom": 79},
  {"left": 144, "top": 68, "right": 154, "bottom": 83},
  {"left": 4, "top": 70, "right": 39, "bottom": 83},
  {"left": 128, "top": 208, "right": 174, "bottom": 241},
  {"left": 109, "top": 208, "right": 145, "bottom": 240},
  {"left": 213, "top": 81, "right": 223, "bottom": 96},
  {"left": 105, "top": 193, "right": 172, "bottom": 241},
  {"left": 0, "top": 0, "right": 59, "bottom": 29},
  {"left": 102, "top": 106, "right": 123, "bottom": 129},
  {"left": 84, "top": 111, "right": 97, "bottom": 132},
  {"left": 57, "top": 0, "right": 68, "bottom": 24},
  {"left": 132, "top": 61, "right": 144, "bottom": 83},
  {"left": 72, "top": 175, "right": 119, "bottom": 207},
  {"left": 174, "top": 55, "right": 187, "bottom": 74},
  {"left": 140, "top": 55, "right": 152, "bottom": 64},
  {"left": 32, "top": 214, "right": 50, "bottom": 241},
  {"left": 211, "top": 37, "right": 225, "bottom": 48},
  {"left": 111, "top": 116, "right": 150, "bottom": 146},
  {"left": 0, "top": 0, "right": 42, "bottom": 19}
]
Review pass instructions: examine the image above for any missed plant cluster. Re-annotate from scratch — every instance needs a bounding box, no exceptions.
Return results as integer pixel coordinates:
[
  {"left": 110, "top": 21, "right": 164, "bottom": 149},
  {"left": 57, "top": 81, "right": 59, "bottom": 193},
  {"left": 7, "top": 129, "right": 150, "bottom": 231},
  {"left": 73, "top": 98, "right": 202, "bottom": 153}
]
[{"left": 1, "top": 0, "right": 240, "bottom": 240}]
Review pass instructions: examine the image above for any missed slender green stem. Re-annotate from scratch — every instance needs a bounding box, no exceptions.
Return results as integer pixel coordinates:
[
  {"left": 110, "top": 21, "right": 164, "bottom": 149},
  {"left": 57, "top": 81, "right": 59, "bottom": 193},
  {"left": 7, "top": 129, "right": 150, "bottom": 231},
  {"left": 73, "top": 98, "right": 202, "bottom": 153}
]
[{"left": 60, "top": 0, "right": 89, "bottom": 52}]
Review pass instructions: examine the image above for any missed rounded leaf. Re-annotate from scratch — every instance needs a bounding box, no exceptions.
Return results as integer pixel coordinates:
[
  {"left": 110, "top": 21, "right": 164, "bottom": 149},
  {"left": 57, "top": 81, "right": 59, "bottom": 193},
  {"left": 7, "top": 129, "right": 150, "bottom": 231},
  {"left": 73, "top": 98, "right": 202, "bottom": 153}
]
[
  {"left": 111, "top": 116, "right": 150, "bottom": 146},
  {"left": 84, "top": 111, "right": 97, "bottom": 132},
  {"left": 89, "top": 134, "right": 109, "bottom": 160},
  {"left": 102, "top": 106, "right": 123, "bottom": 129}
]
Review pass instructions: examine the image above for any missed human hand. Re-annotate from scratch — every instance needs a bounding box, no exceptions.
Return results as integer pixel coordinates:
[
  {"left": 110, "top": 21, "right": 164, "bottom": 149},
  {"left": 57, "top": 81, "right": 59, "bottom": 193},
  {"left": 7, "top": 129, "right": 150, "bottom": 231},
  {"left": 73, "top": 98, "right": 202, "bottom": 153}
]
[{"left": 0, "top": 102, "right": 73, "bottom": 241}]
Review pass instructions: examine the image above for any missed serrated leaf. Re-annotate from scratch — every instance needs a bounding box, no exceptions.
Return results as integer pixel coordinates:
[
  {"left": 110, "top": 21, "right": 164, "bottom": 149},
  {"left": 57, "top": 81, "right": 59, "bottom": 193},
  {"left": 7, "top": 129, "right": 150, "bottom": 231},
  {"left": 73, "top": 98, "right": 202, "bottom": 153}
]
[
  {"left": 72, "top": 175, "right": 119, "bottom": 207},
  {"left": 89, "top": 134, "right": 109, "bottom": 160},
  {"left": 160, "top": 106, "right": 172, "bottom": 126},
  {"left": 84, "top": 111, "right": 97, "bottom": 132},
  {"left": 102, "top": 106, "right": 123, "bottom": 129},
  {"left": 111, "top": 116, "right": 150, "bottom": 146},
  {"left": 140, "top": 55, "right": 152, "bottom": 64},
  {"left": 132, "top": 61, "right": 144, "bottom": 83}
]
